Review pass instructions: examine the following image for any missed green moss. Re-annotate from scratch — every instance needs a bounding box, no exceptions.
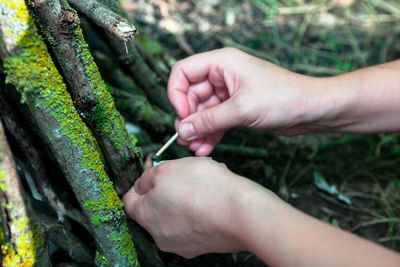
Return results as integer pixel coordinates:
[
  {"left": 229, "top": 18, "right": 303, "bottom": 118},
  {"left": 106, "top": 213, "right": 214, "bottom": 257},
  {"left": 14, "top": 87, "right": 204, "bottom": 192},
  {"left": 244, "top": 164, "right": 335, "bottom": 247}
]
[
  {"left": 0, "top": 170, "right": 7, "bottom": 191},
  {"left": 91, "top": 214, "right": 103, "bottom": 227},
  {"left": 95, "top": 251, "right": 110, "bottom": 266},
  {"left": 1, "top": 1, "right": 138, "bottom": 265},
  {"left": 1, "top": 216, "right": 44, "bottom": 267},
  {"left": 110, "top": 229, "right": 138, "bottom": 266},
  {"left": 66, "top": 9, "right": 137, "bottom": 154}
]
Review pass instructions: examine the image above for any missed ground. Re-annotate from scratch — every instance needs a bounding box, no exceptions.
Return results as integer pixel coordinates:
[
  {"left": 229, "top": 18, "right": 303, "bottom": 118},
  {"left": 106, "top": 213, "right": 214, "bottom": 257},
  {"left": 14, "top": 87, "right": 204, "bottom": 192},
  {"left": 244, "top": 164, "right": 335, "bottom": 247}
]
[{"left": 121, "top": 0, "right": 400, "bottom": 266}]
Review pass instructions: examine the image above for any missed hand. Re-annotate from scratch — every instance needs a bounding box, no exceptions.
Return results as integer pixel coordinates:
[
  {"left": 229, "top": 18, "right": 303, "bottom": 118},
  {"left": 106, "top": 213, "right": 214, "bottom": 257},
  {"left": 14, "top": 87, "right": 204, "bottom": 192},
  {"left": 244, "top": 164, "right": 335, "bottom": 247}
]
[
  {"left": 122, "top": 157, "right": 274, "bottom": 258},
  {"left": 168, "top": 47, "right": 320, "bottom": 156}
]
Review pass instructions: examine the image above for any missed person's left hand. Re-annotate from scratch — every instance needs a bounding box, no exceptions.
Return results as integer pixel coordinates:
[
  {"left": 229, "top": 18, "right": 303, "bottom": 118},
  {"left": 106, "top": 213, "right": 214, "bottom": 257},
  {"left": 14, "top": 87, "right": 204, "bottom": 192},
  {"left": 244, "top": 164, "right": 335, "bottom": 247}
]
[{"left": 122, "top": 157, "right": 261, "bottom": 258}]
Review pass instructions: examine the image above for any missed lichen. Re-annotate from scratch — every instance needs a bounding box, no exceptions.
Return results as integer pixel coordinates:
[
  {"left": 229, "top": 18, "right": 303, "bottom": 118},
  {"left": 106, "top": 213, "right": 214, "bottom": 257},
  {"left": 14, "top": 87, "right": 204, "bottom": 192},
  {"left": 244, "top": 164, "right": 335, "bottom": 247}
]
[
  {"left": 0, "top": 170, "right": 7, "bottom": 191},
  {"left": 110, "top": 228, "right": 138, "bottom": 266},
  {"left": 65, "top": 4, "right": 139, "bottom": 155},
  {"left": 1, "top": 0, "right": 138, "bottom": 265},
  {"left": 95, "top": 251, "right": 110, "bottom": 266},
  {"left": 1, "top": 217, "right": 43, "bottom": 267}
]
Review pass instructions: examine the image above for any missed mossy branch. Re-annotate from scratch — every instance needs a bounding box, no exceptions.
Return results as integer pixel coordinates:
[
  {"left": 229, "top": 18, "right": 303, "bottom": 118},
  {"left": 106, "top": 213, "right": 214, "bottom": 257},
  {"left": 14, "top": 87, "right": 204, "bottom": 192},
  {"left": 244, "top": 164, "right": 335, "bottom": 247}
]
[
  {"left": 68, "top": 0, "right": 137, "bottom": 41},
  {"left": 0, "top": 121, "right": 50, "bottom": 266},
  {"left": 0, "top": 1, "right": 139, "bottom": 265},
  {"left": 26, "top": 0, "right": 143, "bottom": 195},
  {"left": 98, "top": 0, "right": 173, "bottom": 113},
  {"left": 0, "top": 92, "right": 68, "bottom": 221},
  {"left": 109, "top": 85, "right": 174, "bottom": 134}
]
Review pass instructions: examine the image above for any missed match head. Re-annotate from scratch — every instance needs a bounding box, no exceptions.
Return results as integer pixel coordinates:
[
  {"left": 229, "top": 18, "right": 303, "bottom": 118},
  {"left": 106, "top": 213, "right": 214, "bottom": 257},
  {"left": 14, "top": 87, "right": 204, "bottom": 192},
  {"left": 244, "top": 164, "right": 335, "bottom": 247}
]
[{"left": 152, "top": 154, "right": 161, "bottom": 162}]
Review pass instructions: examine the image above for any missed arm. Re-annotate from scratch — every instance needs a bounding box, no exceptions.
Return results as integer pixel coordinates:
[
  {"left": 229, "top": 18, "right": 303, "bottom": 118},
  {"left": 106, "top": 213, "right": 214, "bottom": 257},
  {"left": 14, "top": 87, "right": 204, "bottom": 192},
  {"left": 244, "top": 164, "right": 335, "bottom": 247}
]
[
  {"left": 308, "top": 60, "right": 400, "bottom": 134},
  {"left": 122, "top": 158, "right": 400, "bottom": 266},
  {"left": 168, "top": 48, "right": 400, "bottom": 155},
  {"left": 239, "top": 184, "right": 400, "bottom": 267}
]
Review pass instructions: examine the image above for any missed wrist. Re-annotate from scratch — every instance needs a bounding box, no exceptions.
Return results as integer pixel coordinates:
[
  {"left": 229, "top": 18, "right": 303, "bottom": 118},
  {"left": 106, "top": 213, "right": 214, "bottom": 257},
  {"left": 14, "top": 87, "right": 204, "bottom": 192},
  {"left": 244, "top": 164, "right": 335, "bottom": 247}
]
[
  {"left": 296, "top": 75, "right": 357, "bottom": 133},
  {"left": 230, "top": 177, "right": 288, "bottom": 260}
]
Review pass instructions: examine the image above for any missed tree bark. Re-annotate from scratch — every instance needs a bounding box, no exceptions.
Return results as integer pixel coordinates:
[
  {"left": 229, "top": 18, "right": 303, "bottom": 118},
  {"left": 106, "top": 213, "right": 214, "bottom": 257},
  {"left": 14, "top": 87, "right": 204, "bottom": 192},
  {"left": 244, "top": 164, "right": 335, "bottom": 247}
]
[
  {"left": 26, "top": 0, "right": 143, "bottom": 195},
  {"left": 0, "top": 1, "right": 139, "bottom": 265},
  {"left": 0, "top": 121, "right": 50, "bottom": 266},
  {"left": 68, "top": 0, "right": 137, "bottom": 41},
  {"left": 98, "top": 0, "right": 173, "bottom": 113}
]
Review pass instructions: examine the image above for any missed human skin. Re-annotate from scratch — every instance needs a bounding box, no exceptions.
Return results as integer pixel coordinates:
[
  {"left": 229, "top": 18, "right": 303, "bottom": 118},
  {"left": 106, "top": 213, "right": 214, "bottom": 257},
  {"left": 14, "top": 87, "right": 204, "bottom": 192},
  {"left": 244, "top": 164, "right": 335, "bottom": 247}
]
[
  {"left": 123, "top": 158, "right": 400, "bottom": 267},
  {"left": 123, "top": 48, "right": 400, "bottom": 266},
  {"left": 167, "top": 47, "right": 400, "bottom": 156}
]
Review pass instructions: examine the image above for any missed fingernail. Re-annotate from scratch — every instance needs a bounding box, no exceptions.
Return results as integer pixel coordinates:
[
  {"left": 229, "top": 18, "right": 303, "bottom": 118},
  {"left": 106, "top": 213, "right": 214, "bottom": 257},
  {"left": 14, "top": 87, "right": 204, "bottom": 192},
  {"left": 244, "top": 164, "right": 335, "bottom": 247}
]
[{"left": 179, "top": 123, "right": 196, "bottom": 140}]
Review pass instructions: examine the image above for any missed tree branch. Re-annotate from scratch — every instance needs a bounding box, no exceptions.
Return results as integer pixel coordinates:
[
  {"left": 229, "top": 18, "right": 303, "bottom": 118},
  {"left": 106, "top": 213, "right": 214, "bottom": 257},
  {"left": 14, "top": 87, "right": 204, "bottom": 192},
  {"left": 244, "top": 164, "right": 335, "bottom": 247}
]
[
  {"left": 26, "top": 0, "right": 143, "bottom": 195},
  {"left": 68, "top": 0, "right": 137, "bottom": 41},
  {"left": 98, "top": 0, "right": 173, "bottom": 113},
  {"left": 109, "top": 85, "right": 174, "bottom": 134},
  {"left": 0, "top": 1, "right": 139, "bottom": 264},
  {"left": 0, "top": 121, "right": 50, "bottom": 266}
]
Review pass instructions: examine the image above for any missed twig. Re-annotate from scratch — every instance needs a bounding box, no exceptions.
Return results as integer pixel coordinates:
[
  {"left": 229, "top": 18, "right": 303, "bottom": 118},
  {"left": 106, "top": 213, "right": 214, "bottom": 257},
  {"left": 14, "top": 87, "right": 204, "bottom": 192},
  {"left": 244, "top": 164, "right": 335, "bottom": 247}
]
[
  {"left": 0, "top": 93, "right": 68, "bottom": 222},
  {"left": 68, "top": 0, "right": 137, "bottom": 41},
  {"left": 0, "top": 120, "right": 50, "bottom": 266},
  {"left": 0, "top": 2, "right": 139, "bottom": 264},
  {"left": 213, "top": 143, "right": 268, "bottom": 158},
  {"left": 217, "top": 36, "right": 280, "bottom": 65},
  {"left": 350, "top": 218, "right": 400, "bottom": 232},
  {"left": 98, "top": 0, "right": 173, "bottom": 113},
  {"left": 27, "top": 0, "right": 143, "bottom": 195},
  {"left": 378, "top": 236, "right": 400, "bottom": 243},
  {"left": 109, "top": 85, "right": 174, "bottom": 134},
  {"left": 291, "top": 63, "right": 345, "bottom": 76}
]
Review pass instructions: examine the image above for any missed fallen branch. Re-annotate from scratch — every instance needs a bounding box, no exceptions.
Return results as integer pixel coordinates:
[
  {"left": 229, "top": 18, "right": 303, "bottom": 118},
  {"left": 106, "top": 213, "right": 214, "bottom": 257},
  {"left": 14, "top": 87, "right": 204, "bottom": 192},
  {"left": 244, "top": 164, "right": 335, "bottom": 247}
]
[
  {"left": 98, "top": 0, "right": 173, "bottom": 113},
  {"left": 68, "top": 0, "right": 137, "bottom": 41},
  {"left": 0, "top": 121, "right": 50, "bottom": 266},
  {"left": 0, "top": 1, "right": 138, "bottom": 264},
  {"left": 109, "top": 85, "right": 174, "bottom": 133},
  {"left": 0, "top": 93, "right": 67, "bottom": 221},
  {"left": 214, "top": 143, "right": 268, "bottom": 158},
  {"left": 27, "top": 0, "right": 143, "bottom": 195}
]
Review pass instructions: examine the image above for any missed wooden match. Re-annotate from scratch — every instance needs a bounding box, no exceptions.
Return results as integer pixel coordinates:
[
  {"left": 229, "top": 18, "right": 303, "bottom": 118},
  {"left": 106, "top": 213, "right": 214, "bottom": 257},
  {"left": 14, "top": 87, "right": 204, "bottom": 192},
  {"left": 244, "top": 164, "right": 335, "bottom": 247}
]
[{"left": 153, "top": 132, "right": 179, "bottom": 161}]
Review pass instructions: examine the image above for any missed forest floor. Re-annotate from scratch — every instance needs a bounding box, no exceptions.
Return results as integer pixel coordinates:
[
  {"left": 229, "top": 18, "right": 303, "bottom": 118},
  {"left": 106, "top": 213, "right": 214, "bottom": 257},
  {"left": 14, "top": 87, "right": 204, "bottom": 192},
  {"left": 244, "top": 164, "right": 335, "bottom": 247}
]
[{"left": 122, "top": 0, "right": 400, "bottom": 266}]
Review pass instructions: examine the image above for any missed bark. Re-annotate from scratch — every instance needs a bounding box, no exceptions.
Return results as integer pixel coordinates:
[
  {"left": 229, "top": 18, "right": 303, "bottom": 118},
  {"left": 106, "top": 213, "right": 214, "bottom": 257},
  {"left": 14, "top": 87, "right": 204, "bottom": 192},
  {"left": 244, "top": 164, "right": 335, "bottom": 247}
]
[
  {"left": 98, "top": 0, "right": 173, "bottom": 113},
  {"left": 0, "top": 121, "right": 50, "bottom": 266},
  {"left": 26, "top": 0, "right": 143, "bottom": 195},
  {"left": 0, "top": 1, "right": 139, "bottom": 265},
  {"left": 109, "top": 85, "right": 174, "bottom": 134},
  {"left": 0, "top": 92, "right": 67, "bottom": 221},
  {"left": 68, "top": 0, "right": 137, "bottom": 41}
]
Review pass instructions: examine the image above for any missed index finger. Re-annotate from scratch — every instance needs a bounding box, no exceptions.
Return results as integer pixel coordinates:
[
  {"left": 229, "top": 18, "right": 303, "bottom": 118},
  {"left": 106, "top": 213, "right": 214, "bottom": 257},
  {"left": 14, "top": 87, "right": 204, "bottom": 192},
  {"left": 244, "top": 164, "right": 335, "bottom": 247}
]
[{"left": 167, "top": 49, "right": 225, "bottom": 119}]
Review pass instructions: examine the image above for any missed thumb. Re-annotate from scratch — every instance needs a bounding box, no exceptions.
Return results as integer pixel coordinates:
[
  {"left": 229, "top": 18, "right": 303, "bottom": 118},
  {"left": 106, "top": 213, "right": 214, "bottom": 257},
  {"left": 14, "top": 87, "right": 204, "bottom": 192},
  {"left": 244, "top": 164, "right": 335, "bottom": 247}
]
[
  {"left": 178, "top": 98, "right": 242, "bottom": 140},
  {"left": 122, "top": 187, "right": 141, "bottom": 221}
]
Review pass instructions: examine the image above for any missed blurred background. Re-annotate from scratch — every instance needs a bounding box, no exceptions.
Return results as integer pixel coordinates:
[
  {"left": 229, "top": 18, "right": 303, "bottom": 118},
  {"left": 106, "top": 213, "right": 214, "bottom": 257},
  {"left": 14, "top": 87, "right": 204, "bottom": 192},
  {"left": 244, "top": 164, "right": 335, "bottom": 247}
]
[{"left": 115, "top": 0, "right": 400, "bottom": 265}]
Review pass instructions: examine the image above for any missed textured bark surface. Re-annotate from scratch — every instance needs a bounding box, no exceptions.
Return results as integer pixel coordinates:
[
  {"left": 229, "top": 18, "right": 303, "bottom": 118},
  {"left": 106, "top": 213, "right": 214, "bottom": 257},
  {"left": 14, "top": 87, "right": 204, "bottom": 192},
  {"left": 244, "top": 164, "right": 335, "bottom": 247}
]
[
  {"left": 0, "top": 1, "right": 139, "bottom": 265},
  {"left": 99, "top": 0, "right": 173, "bottom": 113},
  {"left": 69, "top": 0, "right": 137, "bottom": 41},
  {"left": 27, "top": 0, "right": 143, "bottom": 195},
  {"left": 0, "top": 121, "right": 50, "bottom": 266}
]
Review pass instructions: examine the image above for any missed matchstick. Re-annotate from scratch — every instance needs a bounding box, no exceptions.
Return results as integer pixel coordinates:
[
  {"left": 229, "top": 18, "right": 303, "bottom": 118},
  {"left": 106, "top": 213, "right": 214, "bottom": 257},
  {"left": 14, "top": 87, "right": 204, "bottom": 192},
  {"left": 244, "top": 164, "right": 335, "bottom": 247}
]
[{"left": 152, "top": 132, "right": 179, "bottom": 161}]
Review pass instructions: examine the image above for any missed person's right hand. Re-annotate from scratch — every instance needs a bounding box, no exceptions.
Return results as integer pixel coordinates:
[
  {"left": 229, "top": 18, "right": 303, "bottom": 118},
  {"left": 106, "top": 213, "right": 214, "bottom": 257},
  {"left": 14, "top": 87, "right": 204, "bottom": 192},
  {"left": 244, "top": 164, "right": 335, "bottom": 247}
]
[{"left": 168, "top": 47, "right": 320, "bottom": 156}]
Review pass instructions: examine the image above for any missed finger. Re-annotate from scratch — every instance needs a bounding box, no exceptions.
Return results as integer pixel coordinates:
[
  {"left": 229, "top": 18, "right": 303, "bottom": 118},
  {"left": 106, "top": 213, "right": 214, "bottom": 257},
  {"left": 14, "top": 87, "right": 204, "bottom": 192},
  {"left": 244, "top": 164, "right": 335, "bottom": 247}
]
[
  {"left": 122, "top": 187, "right": 142, "bottom": 221},
  {"left": 196, "top": 94, "right": 222, "bottom": 112},
  {"left": 189, "top": 138, "right": 204, "bottom": 152},
  {"left": 168, "top": 50, "right": 227, "bottom": 118},
  {"left": 134, "top": 168, "right": 157, "bottom": 195},
  {"left": 194, "top": 133, "right": 224, "bottom": 156},
  {"left": 188, "top": 80, "right": 215, "bottom": 103},
  {"left": 178, "top": 97, "right": 242, "bottom": 140},
  {"left": 177, "top": 137, "right": 190, "bottom": 146}
]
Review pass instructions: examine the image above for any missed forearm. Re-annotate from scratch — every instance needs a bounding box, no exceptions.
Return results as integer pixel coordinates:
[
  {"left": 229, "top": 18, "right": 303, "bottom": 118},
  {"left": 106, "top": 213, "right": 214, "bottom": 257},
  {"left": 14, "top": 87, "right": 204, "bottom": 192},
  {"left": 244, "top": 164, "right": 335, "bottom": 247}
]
[
  {"left": 235, "top": 189, "right": 400, "bottom": 267},
  {"left": 305, "top": 60, "right": 400, "bottom": 133}
]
